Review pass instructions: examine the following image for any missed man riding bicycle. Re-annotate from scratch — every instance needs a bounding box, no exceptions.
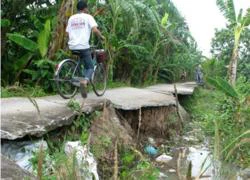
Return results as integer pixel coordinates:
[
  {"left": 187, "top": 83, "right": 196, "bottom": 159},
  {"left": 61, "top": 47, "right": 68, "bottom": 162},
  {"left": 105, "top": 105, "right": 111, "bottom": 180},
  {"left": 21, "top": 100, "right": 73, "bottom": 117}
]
[{"left": 66, "top": 0, "right": 105, "bottom": 98}]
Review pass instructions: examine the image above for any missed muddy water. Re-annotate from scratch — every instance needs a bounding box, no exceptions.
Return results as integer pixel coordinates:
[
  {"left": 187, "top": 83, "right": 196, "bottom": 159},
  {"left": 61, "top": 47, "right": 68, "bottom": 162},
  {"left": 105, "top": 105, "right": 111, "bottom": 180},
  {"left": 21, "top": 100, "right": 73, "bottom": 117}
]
[{"left": 156, "top": 125, "right": 250, "bottom": 180}]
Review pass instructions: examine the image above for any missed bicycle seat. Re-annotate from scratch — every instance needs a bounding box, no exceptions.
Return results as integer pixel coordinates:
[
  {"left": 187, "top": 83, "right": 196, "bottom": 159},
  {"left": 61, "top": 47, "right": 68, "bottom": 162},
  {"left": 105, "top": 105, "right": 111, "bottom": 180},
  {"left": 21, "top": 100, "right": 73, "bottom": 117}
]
[{"left": 72, "top": 50, "right": 81, "bottom": 56}]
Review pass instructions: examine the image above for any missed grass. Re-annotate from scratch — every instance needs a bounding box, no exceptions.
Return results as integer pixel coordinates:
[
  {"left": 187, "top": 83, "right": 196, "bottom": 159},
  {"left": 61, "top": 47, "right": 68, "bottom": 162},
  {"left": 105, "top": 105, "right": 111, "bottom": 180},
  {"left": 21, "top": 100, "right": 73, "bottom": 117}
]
[
  {"left": 182, "top": 87, "right": 223, "bottom": 136},
  {"left": 1, "top": 85, "right": 55, "bottom": 98},
  {"left": 107, "top": 80, "right": 130, "bottom": 89},
  {"left": 29, "top": 110, "right": 97, "bottom": 179}
]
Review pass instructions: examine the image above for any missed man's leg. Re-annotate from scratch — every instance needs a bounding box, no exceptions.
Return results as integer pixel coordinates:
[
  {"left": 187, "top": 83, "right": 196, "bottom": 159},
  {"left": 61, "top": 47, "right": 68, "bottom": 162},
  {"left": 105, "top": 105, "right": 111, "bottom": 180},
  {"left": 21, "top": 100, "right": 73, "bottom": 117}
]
[
  {"left": 79, "top": 49, "right": 94, "bottom": 98},
  {"left": 82, "top": 49, "right": 94, "bottom": 82}
]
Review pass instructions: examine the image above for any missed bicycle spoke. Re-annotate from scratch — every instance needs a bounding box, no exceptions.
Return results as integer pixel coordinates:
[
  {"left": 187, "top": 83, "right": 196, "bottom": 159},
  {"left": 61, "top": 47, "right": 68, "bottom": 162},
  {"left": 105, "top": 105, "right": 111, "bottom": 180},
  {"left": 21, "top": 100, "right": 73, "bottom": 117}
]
[{"left": 55, "top": 60, "right": 79, "bottom": 99}]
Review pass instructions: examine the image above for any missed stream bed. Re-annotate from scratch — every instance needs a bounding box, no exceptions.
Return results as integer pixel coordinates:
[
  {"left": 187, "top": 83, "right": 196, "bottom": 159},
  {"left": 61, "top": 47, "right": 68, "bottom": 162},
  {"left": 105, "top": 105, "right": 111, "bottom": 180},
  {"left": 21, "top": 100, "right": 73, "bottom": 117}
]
[{"left": 153, "top": 123, "right": 250, "bottom": 180}]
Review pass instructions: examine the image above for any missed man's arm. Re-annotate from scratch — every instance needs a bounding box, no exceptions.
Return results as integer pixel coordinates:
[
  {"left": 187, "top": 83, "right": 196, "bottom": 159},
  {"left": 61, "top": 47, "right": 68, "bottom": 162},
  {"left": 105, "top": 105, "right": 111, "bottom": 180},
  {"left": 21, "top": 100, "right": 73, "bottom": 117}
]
[{"left": 92, "top": 26, "right": 105, "bottom": 40}]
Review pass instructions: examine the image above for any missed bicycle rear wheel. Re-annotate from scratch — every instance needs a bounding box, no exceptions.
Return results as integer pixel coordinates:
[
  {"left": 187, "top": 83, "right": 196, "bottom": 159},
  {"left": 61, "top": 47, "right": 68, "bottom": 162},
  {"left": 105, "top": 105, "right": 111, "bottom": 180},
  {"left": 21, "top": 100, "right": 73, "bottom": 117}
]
[
  {"left": 55, "top": 59, "right": 79, "bottom": 99},
  {"left": 91, "top": 63, "right": 107, "bottom": 96}
]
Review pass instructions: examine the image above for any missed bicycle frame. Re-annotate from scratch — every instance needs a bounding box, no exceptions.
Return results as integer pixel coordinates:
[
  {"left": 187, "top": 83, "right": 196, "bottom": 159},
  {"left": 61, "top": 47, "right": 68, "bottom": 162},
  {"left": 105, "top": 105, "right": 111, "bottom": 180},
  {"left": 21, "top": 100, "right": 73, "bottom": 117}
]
[
  {"left": 54, "top": 48, "right": 107, "bottom": 98},
  {"left": 55, "top": 53, "right": 98, "bottom": 86}
]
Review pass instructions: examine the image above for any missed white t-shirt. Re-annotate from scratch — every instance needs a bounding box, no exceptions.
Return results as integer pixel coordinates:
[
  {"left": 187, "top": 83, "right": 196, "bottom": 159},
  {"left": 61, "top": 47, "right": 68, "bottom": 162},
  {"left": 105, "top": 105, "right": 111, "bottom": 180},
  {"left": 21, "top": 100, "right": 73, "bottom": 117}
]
[{"left": 66, "top": 13, "right": 97, "bottom": 50}]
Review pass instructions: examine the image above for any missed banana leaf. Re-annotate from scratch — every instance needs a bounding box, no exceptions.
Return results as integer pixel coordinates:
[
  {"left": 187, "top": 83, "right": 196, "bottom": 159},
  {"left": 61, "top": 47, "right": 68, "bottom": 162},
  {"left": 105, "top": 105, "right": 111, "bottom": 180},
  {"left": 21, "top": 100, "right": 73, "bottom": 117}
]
[
  {"left": 7, "top": 33, "right": 38, "bottom": 52},
  {"left": 207, "top": 77, "right": 239, "bottom": 99}
]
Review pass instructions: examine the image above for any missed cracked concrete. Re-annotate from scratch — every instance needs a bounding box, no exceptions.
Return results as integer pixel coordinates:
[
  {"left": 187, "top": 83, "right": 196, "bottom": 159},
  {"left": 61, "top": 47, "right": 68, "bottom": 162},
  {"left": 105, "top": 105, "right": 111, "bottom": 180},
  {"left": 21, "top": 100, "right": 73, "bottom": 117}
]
[{"left": 1, "top": 83, "right": 196, "bottom": 140}]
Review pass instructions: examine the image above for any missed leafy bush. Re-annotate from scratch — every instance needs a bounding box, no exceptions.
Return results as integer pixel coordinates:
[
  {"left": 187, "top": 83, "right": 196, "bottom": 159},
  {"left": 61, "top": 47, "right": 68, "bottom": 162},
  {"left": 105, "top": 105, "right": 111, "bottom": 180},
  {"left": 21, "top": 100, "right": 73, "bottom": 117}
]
[
  {"left": 120, "top": 148, "right": 160, "bottom": 180},
  {"left": 202, "top": 58, "right": 227, "bottom": 80}
]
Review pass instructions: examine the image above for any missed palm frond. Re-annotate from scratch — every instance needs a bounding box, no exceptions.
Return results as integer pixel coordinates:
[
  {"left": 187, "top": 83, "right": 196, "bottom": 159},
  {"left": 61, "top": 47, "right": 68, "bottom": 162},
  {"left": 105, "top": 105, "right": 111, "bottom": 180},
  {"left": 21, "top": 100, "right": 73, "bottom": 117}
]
[
  {"left": 164, "top": 0, "right": 184, "bottom": 23},
  {"left": 30, "top": 15, "right": 44, "bottom": 31},
  {"left": 7, "top": 33, "right": 38, "bottom": 52},
  {"left": 14, "top": 52, "right": 34, "bottom": 71},
  {"left": 237, "top": 9, "right": 243, "bottom": 22},
  {"left": 37, "top": 19, "right": 51, "bottom": 57},
  {"left": 216, "top": 0, "right": 236, "bottom": 24},
  {"left": 133, "top": 1, "right": 161, "bottom": 34},
  {"left": 242, "top": 8, "right": 250, "bottom": 27},
  {"left": 119, "top": 0, "right": 140, "bottom": 33},
  {"left": 207, "top": 77, "right": 239, "bottom": 99},
  {"left": 118, "top": 41, "right": 148, "bottom": 54}
]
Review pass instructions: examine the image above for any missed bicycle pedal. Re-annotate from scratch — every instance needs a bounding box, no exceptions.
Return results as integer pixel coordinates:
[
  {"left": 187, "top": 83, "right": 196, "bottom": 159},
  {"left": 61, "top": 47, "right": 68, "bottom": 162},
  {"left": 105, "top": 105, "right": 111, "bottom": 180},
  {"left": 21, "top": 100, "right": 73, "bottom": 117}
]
[{"left": 72, "top": 81, "right": 80, "bottom": 87}]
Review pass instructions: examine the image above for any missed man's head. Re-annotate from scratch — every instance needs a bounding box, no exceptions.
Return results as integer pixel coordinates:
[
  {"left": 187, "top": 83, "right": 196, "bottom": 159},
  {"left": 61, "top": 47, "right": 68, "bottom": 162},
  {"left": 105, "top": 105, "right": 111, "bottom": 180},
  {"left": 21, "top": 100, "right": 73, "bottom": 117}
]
[{"left": 77, "top": 1, "right": 87, "bottom": 11}]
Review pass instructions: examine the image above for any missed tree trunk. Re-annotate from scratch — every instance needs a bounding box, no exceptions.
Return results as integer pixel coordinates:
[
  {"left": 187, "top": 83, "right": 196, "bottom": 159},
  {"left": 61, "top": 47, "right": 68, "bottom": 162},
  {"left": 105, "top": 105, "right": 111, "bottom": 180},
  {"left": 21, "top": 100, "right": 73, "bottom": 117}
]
[
  {"left": 142, "top": 65, "right": 152, "bottom": 83},
  {"left": 228, "top": 47, "right": 238, "bottom": 86},
  {"left": 48, "top": 0, "right": 76, "bottom": 60},
  {"left": 228, "top": 26, "right": 242, "bottom": 86},
  {"left": 153, "top": 64, "right": 160, "bottom": 83}
]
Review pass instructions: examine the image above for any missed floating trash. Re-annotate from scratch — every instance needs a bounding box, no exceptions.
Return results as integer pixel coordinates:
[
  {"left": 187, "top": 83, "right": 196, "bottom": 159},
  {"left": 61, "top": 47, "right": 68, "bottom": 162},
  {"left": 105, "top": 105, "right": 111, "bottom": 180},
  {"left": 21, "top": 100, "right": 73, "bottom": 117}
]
[
  {"left": 155, "top": 153, "right": 173, "bottom": 163},
  {"left": 144, "top": 145, "right": 158, "bottom": 156}
]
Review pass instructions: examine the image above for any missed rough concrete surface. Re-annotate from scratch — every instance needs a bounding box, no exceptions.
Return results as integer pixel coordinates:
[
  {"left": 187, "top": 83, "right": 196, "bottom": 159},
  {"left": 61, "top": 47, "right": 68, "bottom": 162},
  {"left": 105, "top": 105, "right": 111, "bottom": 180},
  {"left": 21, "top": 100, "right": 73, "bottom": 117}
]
[
  {"left": 100, "top": 87, "right": 176, "bottom": 110},
  {"left": 146, "top": 82, "right": 197, "bottom": 95}
]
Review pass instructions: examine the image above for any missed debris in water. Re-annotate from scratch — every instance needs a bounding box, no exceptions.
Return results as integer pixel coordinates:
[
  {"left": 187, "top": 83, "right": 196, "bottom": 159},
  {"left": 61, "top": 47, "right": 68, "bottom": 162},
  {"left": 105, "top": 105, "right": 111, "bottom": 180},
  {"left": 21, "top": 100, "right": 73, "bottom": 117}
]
[
  {"left": 158, "top": 172, "right": 168, "bottom": 178},
  {"left": 148, "top": 137, "right": 156, "bottom": 146},
  {"left": 144, "top": 145, "right": 158, "bottom": 156},
  {"left": 1, "top": 140, "right": 49, "bottom": 173},
  {"left": 169, "top": 169, "right": 176, "bottom": 173},
  {"left": 155, "top": 153, "right": 173, "bottom": 163},
  {"left": 64, "top": 141, "right": 99, "bottom": 180},
  {"left": 187, "top": 147, "right": 212, "bottom": 177}
]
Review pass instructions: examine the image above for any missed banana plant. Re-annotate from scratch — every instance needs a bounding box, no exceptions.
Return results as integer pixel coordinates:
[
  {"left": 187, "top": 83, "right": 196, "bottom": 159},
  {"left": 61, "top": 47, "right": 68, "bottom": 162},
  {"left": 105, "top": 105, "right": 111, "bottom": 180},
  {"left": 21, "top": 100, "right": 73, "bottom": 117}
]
[
  {"left": 216, "top": 0, "right": 250, "bottom": 85},
  {"left": 7, "top": 19, "right": 53, "bottom": 83},
  {"left": 207, "top": 76, "right": 239, "bottom": 99},
  {"left": 7, "top": 19, "right": 51, "bottom": 57},
  {"left": 206, "top": 76, "right": 250, "bottom": 127}
]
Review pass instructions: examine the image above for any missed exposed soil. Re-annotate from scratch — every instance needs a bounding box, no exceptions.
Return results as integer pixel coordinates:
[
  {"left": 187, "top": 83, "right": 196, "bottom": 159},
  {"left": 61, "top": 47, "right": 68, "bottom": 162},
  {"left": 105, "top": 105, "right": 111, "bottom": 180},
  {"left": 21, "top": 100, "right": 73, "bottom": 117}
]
[
  {"left": 117, "top": 105, "right": 181, "bottom": 139},
  {"left": 89, "top": 103, "right": 183, "bottom": 179}
]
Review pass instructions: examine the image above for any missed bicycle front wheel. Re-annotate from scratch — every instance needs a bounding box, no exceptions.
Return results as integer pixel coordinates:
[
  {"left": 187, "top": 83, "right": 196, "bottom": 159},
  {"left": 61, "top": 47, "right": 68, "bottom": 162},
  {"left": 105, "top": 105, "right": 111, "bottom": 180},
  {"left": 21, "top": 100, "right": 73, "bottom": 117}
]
[
  {"left": 91, "top": 63, "right": 107, "bottom": 96},
  {"left": 55, "top": 59, "right": 79, "bottom": 99}
]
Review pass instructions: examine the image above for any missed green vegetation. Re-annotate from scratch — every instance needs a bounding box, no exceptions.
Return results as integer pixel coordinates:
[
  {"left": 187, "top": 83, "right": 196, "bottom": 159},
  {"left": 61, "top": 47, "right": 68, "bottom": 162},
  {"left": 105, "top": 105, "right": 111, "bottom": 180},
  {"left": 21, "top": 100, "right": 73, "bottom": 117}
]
[
  {"left": 1, "top": 0, "right": 202, "bottom": 93},
  {"left": 120, "top": 147, "right": 160, "bottom": 180},
  {"left": 1, "top": 84, "right": 49, "bottom": 98},
  {"left": 216, "top": 0, "right": 250, "bottom": 85},
  {"left": 28, "top": 110, "right": 97, "bottom": 179},
  {"left": 183, "top": 77, "right": 250, "bottom": 167},
  {"left": 1, "top": 0, "right": 250, "bottom": 178}
]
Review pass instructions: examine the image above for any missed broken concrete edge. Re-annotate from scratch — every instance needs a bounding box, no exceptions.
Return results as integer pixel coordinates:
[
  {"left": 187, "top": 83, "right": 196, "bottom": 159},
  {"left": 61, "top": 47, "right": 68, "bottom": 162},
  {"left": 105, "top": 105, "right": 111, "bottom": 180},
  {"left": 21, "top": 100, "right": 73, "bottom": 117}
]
[
  {"left": 0, "top": 114, "right": 76, "bottom": 140},
  {"left": 112, "top": 102, "right": 177, "bottom": 110},
  {"left": 0, "top": 97, "right": 187, "bottom": 141},
  {"left": 0, "top": 100, "right": 108, "bottom": 140},
  {"left": 146, "top": 82, "right": 198, "bottom": 95},
  {"left": 78, "top": 98, "right": 111, "bottom": 114},
  {"left": 148, "top": 89, "right": 195, "bottom": 95}
]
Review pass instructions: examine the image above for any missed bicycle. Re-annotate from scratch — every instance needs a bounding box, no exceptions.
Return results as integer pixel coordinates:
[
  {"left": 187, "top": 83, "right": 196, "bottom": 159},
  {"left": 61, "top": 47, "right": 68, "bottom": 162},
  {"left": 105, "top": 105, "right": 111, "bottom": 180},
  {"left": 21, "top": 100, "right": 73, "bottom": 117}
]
[{"left": 54, "top": 46, "right": 107, "bottom": 99}]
